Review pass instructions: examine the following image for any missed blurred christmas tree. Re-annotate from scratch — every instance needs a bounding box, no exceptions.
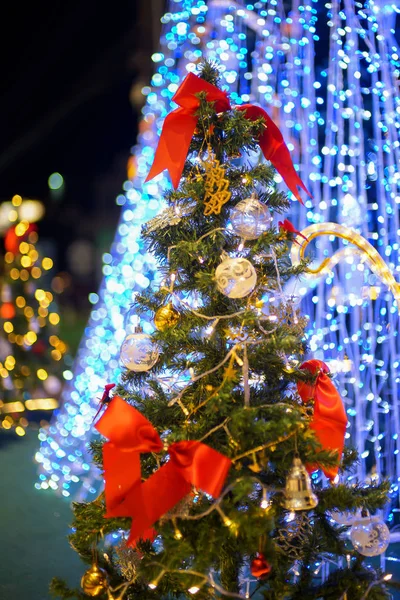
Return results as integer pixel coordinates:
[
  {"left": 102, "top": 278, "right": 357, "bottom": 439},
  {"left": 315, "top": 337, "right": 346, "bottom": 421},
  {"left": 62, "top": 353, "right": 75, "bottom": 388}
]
[
  {"left": 51, "top": 64, "right": 394, "bottom": 600},
  {"left": 0, "top": 199, "right": 68, "bottom": 435}
]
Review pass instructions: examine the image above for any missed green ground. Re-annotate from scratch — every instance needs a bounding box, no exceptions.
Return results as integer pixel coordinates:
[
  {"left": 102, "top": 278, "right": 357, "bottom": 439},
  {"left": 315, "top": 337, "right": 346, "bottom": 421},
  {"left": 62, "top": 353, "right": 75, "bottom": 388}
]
[{"left": 0, "top": 429, "right": 83, "bottom": 600}]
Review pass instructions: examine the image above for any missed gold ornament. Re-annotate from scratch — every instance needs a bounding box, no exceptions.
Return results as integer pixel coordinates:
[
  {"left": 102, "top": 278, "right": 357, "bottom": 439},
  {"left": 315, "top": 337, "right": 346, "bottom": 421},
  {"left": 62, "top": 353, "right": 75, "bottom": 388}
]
[
  {"left": 283, "top": 455, "right": 318, "bottom": 511},
  {"left": 290, "top": 222, "right": 400, "bottom": 312},
  {"left": 154, "top": 302, "right": 180, "bottom": 331},
  {"left": 201, "top": 153, "right": 231, "bottom": 215},
  {"left": 81, "top": 564, "right": 108, "bottom": 597}
]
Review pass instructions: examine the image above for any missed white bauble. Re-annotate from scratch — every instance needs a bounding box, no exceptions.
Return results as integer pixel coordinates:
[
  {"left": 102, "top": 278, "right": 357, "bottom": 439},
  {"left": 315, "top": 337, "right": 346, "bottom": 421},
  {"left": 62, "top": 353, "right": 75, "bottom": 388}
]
[
  {"left": 230, "top": 196, "right": 272, "bottom": 240},
  {"left": 350, "top": 516, "right": 390, "bottom": 557},
  {"left": 215, "top": 257, "right": 257, "bottom": 299},
  {"left": 120, "top": 333, "right": 159, "bottom": 372}
]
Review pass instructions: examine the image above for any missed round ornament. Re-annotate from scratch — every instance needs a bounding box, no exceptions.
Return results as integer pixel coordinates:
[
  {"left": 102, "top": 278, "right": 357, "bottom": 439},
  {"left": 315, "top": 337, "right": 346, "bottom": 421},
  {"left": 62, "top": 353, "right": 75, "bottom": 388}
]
[
  {"left": 250, "top": 553, "right": 271, "bottom": 579},
  {"left": 80, "top": 564, "right": 108, "bottom": 597},
  {"left": 215, "top": 257, "right": 257, "bottom": 299},
  {"left": 120, "top": 333, "right": 159, "bottom": 372},
  {"left": 230, "top": 196, "right": 272, "bottom": 240},
  {"left": 154, "top": 302, "right": 180, "bottom": 331},
  {"left": 350, "top": 515, "right": 390, "bottom": 557}
]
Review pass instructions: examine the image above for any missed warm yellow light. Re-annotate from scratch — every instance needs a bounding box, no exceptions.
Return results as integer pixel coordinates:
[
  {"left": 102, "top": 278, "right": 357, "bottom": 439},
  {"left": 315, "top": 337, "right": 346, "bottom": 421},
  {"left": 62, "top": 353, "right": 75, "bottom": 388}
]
[
  {"left": 25, "top": 398, "right": 58, "bottom": 410},
  {"left": 29, "top": 249, "right": 38, "bottom": 262},
  {"left": 57, "top": 341, "right": 67, "bottom": 353},
  {"left": 188, "top": 586, "right": 200, "bottom": 595},
  {"left": 8, "top": 333, "right": 15, "bottom": 343},
  {"left": 42, "top": 257, "right": 53, "bottom": 270},
  {"left": 37, "top": 369, "right": 48, "bottom": 381},
  {"left": 35, "top": 289, "right": 46, "bottom": 301},
  {"left": 12, "top": 194, "right": 22, "bottom": 207},
  {"left": 5, "top": 252, "right": 14, "bottom": 263},
  {"left": 8, "top": 209, "right": 18, "bottom": 222},
  {"left": 20, "top": 256, "right": 32, "bottom": 268},
  {"left": 383, "top": 574, "right": 393, "bottom": 582},
  {"left": 49, "top": 335, "right": 59, "bottom": 346},
  {"left": 38, "top": 317, "right": 47, "bottom": 327},
  {"left": 15, "top": 378, "right": 23, "bottom": 389},
  {"left": 16, "top": 296, "right": 26, "bottom": 308},
  {"left": 4, "top": 322, "right": 13, "bottom": 333},
  {"left": 5, "top": 356, "right": 15, "bottom": 370},
  {"left": 25, "top": 331, "right": 37, "bottom": 345},
  {"left": 45, "top": 291, "right": 53, "bottom": 301},
  {"left": 15, "top": 426, "right": 26, "bottom": 436},
  {"left": 49, "top": 313, "right": 60, "bottom": 325},
  {"left": 148, "top": 583, "right": 157, "bottom": 590},
  {"left": 38, "top": 307, "right": 48, "bottom": 317},
  {"left": 10, "top": 268, "right": 19, "bottom": 280},
  {"left": 15, "top": 221, "right": 29, "bottom": 236},
  {"left": 24, "top": 307, "right": 34, "bottom": 319},
  {"left": 19, "top": 242, "right": 29, "bottom": 254},
  {"left": 0, "top": 401, "right": 24, "bottom": 413},
  {"left": 19, "top": 199, "right": 45, "bottom": 223},
  {"left": 15, "top": 335, "right": 24, "bottom": 346},
  {"left": 2, "top": 420, "right": 11, "bottom": 429},
  {"left": 21, "top": 256, "right": 32, "bottom": 269},
  {"left": 20, "top": 269, "right": 29, "bottom": 281},
  {"left": 28, "top": 231, "right": 38, "bottom": 244},
  {"left": 174, "top": 528, "right": 183, "bottom": 540},
  {"left": 51, "top": 349, "right": 62, "bottom": 361},
  {"left": 0, "top": 368, "right": 9, "bottom": 378},
  {"left": 21, "top": 366, "right": 31, "bottom": 376},
  {"left": 31, "top": 267, "right": 41, "bottom": 279}
]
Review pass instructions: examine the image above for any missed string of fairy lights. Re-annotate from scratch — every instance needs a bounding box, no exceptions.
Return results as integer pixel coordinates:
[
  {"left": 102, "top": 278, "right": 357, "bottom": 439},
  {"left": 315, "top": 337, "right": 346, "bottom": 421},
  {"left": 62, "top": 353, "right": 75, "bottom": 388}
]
[{"left": 36, "top": 0, "right": 400, "bottom": 561}]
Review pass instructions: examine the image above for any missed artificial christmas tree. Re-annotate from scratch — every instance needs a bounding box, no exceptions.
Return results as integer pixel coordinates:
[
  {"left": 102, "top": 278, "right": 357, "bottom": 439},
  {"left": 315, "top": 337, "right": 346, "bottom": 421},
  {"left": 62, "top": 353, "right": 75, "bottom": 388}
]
[
  {"left": 0, "top": 205, "right": 68, "bottom": 434},
  {"left": 51, "top": 64, "right": 393, "bottom": 600}
]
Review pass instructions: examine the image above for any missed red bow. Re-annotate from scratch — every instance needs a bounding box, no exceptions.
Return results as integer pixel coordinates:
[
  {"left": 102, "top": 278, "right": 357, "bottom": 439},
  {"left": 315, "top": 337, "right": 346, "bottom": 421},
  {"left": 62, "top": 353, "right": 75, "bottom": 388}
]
[
  {"left": 95, "top": 396, "right": 232, "bottom": 545},
  {"left": 146, "top": 72, "right": 311, "bottom": 203},
  {"left": 278, "top": 219, "right": 308, "bottom": 244},
  {"left": 297, "top": 360, "right": 347, "bottom": 480}
]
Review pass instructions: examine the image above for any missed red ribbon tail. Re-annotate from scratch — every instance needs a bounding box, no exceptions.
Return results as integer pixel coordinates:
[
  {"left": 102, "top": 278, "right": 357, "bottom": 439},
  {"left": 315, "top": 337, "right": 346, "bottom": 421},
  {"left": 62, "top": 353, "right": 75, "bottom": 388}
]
[
  {"left": 125, "top": 461, "right": 191, "bottom": 545},
  {"left": 298, "top": 360, "right": 347, "bottom": 478},
  {"left": 236, "top": 105, "right": 311, "bottom": 204},
  {"left": 145, "top": 110, "right": 198, "bottom": 189}
]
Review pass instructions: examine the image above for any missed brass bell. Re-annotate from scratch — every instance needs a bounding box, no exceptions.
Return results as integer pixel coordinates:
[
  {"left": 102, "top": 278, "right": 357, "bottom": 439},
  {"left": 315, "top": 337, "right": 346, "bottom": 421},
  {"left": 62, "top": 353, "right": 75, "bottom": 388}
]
[{"left": 283, "top": 455, "right": 318, "bottom": 511}]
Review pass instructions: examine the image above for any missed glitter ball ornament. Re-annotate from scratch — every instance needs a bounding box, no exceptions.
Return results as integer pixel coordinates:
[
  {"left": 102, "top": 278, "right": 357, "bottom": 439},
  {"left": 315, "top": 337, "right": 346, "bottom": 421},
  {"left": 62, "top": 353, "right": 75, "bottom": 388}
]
[
  {"left": 350, "top": 515, "right": 390, "bottom": 557},
  {"left": 215, "top": 256, "right": 257, "bottom": 299},
  {"left": 120, "top": 333, "right": 159, "bottom": 372},
  {"left": 230, "top": 195, "right": 272, "bottom": 240},
  {"left": 154, "top": 302, "right": 180, "bottom": 331},
  {"left": 250, "top": 553, "right": 272, "bottom": 579},
  {"left": 81, "top": 564, "right": 108, "bottom": 597}
]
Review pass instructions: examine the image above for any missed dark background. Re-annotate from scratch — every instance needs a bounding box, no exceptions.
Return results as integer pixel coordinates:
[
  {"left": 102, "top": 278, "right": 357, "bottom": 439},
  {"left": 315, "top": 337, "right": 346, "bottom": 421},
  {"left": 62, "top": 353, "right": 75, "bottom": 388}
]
[{"left": 0, "top": 1, "right": 164, "bottom": 347}]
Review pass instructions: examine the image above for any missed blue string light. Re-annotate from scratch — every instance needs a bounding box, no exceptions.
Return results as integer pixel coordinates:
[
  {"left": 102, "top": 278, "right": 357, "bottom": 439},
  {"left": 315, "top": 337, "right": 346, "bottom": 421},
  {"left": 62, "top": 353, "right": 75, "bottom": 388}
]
[{"left": 36, "top": 1, "right": 400, "bottom": 549}]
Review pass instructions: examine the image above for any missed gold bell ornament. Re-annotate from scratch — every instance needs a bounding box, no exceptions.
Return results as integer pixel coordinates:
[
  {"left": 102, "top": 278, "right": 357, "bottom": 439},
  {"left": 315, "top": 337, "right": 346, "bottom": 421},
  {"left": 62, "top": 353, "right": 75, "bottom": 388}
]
[
  {"left": 154, "top": 302, "right": 180, "bottom": 331},
  {"left": 81, "top": 563, "right": 109, "bottom": 597},
  {"left": 283, "top": 455, "right": 318, "bottom": 511}
]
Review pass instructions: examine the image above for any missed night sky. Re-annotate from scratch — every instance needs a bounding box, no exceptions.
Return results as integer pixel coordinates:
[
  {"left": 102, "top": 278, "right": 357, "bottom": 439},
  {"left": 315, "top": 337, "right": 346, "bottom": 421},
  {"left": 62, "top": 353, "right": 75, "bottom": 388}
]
[{"left": 0, "top": 2, "right": 162, "bottom": 291}]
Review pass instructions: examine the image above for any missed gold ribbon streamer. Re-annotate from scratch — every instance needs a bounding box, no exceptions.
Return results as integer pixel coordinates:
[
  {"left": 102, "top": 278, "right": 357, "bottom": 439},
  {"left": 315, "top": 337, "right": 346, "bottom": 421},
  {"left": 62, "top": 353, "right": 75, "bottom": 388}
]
[{"left": 290, "top": 222, "right": 400, "bottom": 313}]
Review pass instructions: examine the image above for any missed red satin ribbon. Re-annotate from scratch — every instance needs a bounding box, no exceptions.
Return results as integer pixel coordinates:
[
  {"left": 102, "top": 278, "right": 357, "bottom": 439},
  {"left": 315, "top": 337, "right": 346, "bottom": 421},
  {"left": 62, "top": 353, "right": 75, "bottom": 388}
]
[
  {"left": 146, "top": 72, "right": 311, "bottom": 203},
  {"left": 278, "top": 218, "right": 308, "bottom": 243},
  {"left": 297, "top": 360, "right": 347, "bottom": 479},
  {"left": 95, "top": 396, "right": 232, "bottom": 545}
]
